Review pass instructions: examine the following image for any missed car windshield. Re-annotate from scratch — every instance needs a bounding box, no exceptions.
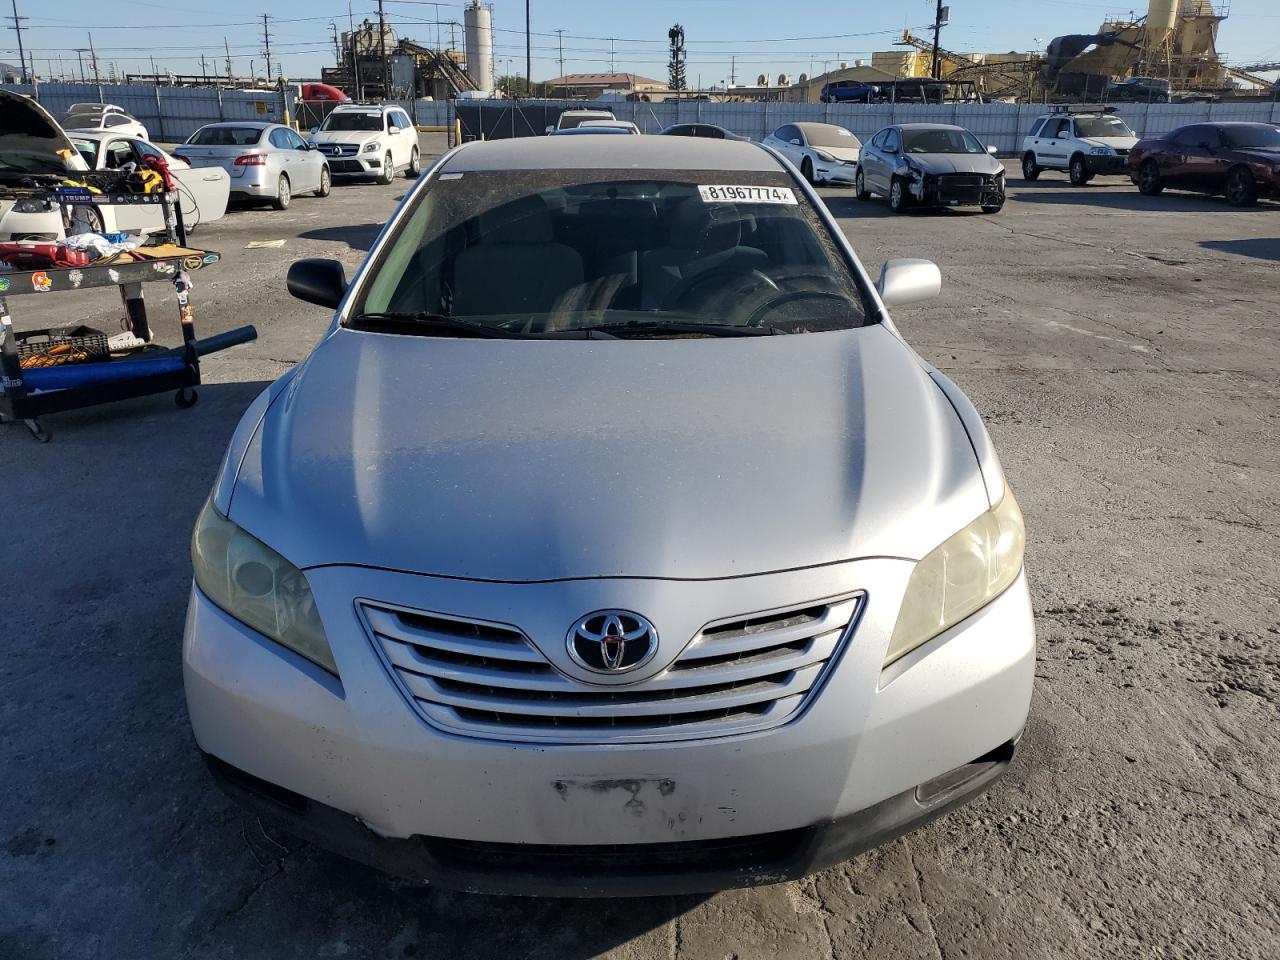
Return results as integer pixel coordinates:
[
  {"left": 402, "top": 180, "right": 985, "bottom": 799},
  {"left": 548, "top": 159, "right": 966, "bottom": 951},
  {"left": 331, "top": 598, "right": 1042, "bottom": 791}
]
[
  {"left": 353, "top": 169, "right": 870, "bottom": 336},
  {"left": 560, "top": 114, "right": 613, "bottom": 129},
  {"left": 188, "top": 126, "right": 264, "bottom": 146},
  {"left": 903, "top": 129, "right": 985, "bottom": 154},
  {"left": 69, "top": 138, "right": 99, "bottom": 166},
  {"left": 1076, "top": 116, "right": 1134, "bottom": 138},
  {"left": 800, "top": 126, "right": 860, "bottom": 148},
  {"left": 1221, "top": 125, "right": 1280, "bottom": 149},
  {"left": 320, "top": 113, "right": 382, "bottom": 131}
]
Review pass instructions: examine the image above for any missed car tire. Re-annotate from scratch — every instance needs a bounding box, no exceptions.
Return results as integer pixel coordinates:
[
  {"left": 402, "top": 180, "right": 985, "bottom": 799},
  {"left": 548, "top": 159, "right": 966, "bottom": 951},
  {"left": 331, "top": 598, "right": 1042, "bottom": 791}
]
[
  {"left": 1021, "top": 153, "right": 1041, "bottom": 181},
  {"left": 888, "top": 177, "right": 910, "bottom": 214},
  {"left": 1069, "top": 154, "right": 1093, "bottom": 186},
  {"left": 855, "top": 169, "right": 871, "bottom": 200},
  {"left": 406, "top": 147, "right": 421, "bottom": 179},
  {"left": 378, "top": 152, "right": 395, "bottom": 185},
  {"left": 79, "top": 205, "right": 105, "bottom": 234},
  {"left": 1137, "top": 159, "right": 1164, "bottom": 196},
  {"left": 272, "top": 173, "right": 291, "bottom": 210},
  {"left": 315, "top": 166, "right": 331, "bottom": 198},
  {"left": 1224, "top": 165, "right": 1258, "bottom": 207},
  {"left": 800, "top": 157, "right": 815, "bottom": 185},
  {"left": 981, "top": 201, "right": 1004, "bottom": 214}
]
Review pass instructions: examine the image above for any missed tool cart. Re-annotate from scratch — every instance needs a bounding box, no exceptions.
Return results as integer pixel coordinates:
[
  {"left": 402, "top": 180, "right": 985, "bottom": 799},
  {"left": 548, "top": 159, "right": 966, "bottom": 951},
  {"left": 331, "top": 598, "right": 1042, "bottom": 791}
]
[{"left": 0, "top": 183, "right": 257, "bottom": 442}]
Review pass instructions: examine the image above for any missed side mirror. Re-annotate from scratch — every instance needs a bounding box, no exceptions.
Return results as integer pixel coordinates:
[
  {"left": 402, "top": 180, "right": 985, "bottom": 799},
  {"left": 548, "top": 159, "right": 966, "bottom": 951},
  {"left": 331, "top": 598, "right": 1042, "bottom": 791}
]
[
  {"left": 987, "top": 144, "right": 999, "bottom": 155},
  {"left": 877, "top": 258, "right": 941, "bottom": 309},
  {"left": 789, "top": 138, "right": 802, "bottom": 145},
  {"left": 309, "top": 126, "right": 319, "bottom": 134},
  {"left": 287, "top": 258, "right": 347, "bottom": 309}
]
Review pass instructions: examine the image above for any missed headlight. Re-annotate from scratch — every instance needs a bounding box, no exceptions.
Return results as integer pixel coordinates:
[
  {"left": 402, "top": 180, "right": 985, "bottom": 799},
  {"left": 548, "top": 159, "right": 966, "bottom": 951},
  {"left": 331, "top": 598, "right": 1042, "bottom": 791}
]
[
  {"left": 191, "top": 499, "right": 337, "bottom": 674},
  {"left": 885, "top": 489, "right": 1025, "bottom": 666},
  {"left": 814, "top": 149, "right": 835, "bottom": 162},
  {"left": 362, "top": 141, "right": 381, "bottom": 153},
  {"left": 1089, "top": 146, "right": 1112, "bottom": 156},
  {"left": 12, "top": 198, "right": 49, "bottom": 213}
]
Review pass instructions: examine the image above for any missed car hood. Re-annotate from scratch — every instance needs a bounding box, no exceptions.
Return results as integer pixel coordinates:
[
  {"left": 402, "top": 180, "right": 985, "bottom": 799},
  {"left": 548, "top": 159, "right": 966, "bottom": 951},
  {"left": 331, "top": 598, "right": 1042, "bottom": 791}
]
[
  {"left": 228, "top": 324, "right": 990, "bottom": 581},
  {"left": 906, "top": 153, "right": 1003, "bottom": 175},
  {"left": 816, "top": 145, "right": 861, "bottom": 162},
  {"left": 314, "top": 130, "right": 382, "bottom": 146},
  {"left": 1079, "top": 136, "right": 1138, "bottom": 150},
  {"left": 0, "top": 89, "right": 89, "bottom": 174}
]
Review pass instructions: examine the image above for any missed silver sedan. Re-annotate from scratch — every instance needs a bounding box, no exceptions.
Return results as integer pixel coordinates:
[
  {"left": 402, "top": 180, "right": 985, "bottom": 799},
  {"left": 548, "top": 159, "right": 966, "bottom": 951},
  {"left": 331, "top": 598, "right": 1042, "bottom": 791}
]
[
  {"left": 185, "top": 136, "right": 1034, "bottom": 898},
  {"left": 174, "top": 122, "right": 330, "bottom": 210}
]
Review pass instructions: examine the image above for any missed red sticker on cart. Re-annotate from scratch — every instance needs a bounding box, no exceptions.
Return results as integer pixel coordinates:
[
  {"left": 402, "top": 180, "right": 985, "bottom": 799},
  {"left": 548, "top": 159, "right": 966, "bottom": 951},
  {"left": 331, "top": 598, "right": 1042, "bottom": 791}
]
[{"left": 32, "top": 272, "right": 52, "bottom": 292}]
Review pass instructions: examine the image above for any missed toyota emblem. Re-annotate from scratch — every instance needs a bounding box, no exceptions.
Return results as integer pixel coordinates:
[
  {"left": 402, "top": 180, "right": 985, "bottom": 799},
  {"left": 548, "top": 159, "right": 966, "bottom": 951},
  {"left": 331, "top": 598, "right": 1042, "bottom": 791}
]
[{"left": 566, "top": 611, "right": 658, "bottom": 674}]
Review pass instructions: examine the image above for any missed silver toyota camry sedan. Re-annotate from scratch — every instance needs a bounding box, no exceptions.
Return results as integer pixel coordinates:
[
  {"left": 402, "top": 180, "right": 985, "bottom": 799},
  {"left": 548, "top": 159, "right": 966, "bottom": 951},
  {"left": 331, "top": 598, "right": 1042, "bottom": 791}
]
[{"left": 184, "top": 136, "right": 1034, "bottom": 897}]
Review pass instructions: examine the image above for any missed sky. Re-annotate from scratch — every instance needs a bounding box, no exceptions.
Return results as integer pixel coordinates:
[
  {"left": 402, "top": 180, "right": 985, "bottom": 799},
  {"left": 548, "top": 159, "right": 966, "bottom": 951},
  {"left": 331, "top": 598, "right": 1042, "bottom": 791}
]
[{"left": 2, "top": 0, "right": 1278, "bottom": 84}]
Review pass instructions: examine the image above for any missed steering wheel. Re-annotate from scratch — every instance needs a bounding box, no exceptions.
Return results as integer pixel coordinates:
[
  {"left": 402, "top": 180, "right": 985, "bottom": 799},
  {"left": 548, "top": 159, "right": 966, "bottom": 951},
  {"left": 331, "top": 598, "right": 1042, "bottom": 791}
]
[
  {"left": 743, "top": 290, "right": 855, "bottom": 327},
  {"left": 660, "top": 268, "right": 779, "bottom": 312}
]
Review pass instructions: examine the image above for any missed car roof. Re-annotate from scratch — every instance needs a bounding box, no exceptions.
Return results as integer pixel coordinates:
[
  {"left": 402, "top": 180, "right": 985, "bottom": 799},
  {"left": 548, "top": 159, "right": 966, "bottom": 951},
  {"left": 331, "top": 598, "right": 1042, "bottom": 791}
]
[
  {"left": 893, "top": 123, "right": 967, "bottom": 131},
  {"left": 443, "top": 136, "right": 782, "bottom": 173},
  {"left": 794, "top": 122, "right": 851, "bottom": 133},
  {"left": 196, "top": 121, "right": 276, "bottom": 129},
  {"left": 551, "top": 127, "right": 633, "bottom": 135}
]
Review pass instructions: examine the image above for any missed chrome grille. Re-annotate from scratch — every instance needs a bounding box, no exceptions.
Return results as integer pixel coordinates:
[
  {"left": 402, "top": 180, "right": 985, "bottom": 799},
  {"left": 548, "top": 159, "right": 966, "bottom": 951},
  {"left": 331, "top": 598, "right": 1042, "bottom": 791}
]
[
  {"left": 359, "top": 594, "right": 862, "bottom": 745},
  {"left": 321, "top": 144, "right": 359, "bottom": 157}
]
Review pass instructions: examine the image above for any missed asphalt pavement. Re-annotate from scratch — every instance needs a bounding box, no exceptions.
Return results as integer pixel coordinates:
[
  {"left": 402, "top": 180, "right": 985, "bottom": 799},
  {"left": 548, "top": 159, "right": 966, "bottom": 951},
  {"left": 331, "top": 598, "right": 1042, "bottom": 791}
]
[{"left": 1, "top": 137, "right": 1277, "bottom": 960}]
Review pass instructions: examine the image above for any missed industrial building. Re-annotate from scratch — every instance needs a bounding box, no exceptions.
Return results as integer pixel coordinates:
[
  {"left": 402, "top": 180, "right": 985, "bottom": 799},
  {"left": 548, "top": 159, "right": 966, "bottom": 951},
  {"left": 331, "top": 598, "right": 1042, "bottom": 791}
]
[{"left": 546, "top": 72, "right": 667, "bottom": 99}]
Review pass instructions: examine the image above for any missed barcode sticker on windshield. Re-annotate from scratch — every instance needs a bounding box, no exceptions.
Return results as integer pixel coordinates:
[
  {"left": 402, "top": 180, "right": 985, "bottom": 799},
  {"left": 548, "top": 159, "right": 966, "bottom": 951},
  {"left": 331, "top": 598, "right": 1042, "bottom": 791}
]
[{"left": 698, "top": 185, "right": 798, "bottom": 205}]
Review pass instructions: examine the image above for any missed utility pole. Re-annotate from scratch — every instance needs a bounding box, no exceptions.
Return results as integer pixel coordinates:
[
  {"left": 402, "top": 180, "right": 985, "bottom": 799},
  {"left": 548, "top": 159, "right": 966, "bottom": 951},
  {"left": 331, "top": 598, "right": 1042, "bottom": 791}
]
[
  {"left": 224, "top": 36, "right": 233, "bottom": 82},
  {"left": 88, "top": 31, "right": 99, "bottom": 84},
  {"left": 524, "top": 0, "right": 531, "bottom": 95},
  {"left": 610, "top": 38, "right": 616, "bottom": 73},
  {"left": 149, "top": 55, "right": 157, "bottom": 79},
  {"left": 200, "top": 53, "right": 207, "bottom": 81},
  {"left": 262, "top": 14, "right": 273, "bottom": 85},
  {"left": 75, "top": 48, "right": 85, "bottom": 82},
  {"left": 930, "top": 0, "right": 947, "bottom": 80},
  {"left": 555, "top": 28, "right": 564, "bottom": 80},
  {"left": 729, "top": 54, "right": 736, "bottom": 86},
  {"left": 331, "top": 22, "right": 341, "bottom": 65},
  {"left": 6, "top": 0, "right": 29, "bottom": 84},
  {"left": 376, "top": 0, "right": 390, "bottom": 97}
]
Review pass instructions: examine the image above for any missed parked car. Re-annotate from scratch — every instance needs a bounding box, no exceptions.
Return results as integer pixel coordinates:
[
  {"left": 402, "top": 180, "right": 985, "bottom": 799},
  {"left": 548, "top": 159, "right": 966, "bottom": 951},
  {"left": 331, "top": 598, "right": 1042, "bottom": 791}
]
[
  {"left": 1128, "top": 121, "right": 1280, "bottom": 206},
  {"left": 1105, "top": 76, "right": 1170, "bottom": 103},
  {"left": 57, "top": 103, "right": 149, "bottom": 141},
  {"left": 576, "top": 119, "right": 641, "bottom": 135},
  {"left": 658, "top": 123, "right": 748, "bottom": 141},
  {"left": 0, "top": 91, "right": 82, "bottom": 240},
  {"left": 311, "top": 104, "right": 420, "bottom": 184},
  {"left": 1021, "top": 107, "right": 1138, "bottom": 184},
  {"left": 174, "top": 122, "right": 329, "bottom": 210},
  {"left": 761, "top": 122, "right": 861, "bottom": 185},
  {"left": 66, "top": 131, "right": 231, "bottom": 230},
  {"left": 857, "top": 123, "right": 1005, "bottom": 214},
  {"left": 819, "top": 80, "right": 878, "bottom": 103},
  {"left": 549, "top": 126, "right": 637, "bottom": 137},
  {"left": 545, "top": 109, "right": 616, "bottom": 135},
  {"left": 186, "top": 135, "right": 1034, "bottom": 898}
]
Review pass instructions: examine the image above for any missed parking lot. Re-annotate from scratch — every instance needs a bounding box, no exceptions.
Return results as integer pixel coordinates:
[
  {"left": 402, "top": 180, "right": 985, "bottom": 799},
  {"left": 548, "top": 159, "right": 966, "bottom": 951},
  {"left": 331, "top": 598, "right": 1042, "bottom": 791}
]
[{"left": 2, "top": 133, "right": 1277, "bottom": 959}]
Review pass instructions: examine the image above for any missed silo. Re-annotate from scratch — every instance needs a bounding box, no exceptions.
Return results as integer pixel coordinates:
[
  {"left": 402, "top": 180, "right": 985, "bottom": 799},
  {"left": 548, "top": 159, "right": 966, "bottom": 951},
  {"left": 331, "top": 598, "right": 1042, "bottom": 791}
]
[
  {"left": 1146, "top": 0, "right": 1180, "bottom": 46},
  {"left": 464, "top": 1, "right": 494, "bottom": 94}
]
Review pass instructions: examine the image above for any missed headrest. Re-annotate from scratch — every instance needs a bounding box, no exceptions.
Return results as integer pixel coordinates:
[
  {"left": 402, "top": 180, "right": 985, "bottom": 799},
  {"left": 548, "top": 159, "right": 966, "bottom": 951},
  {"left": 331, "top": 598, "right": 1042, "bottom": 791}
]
[
  {"left": 667, "top": 198, "right": 742, "bottom": 251},
  {"left": 478, "top": 195, "right": 555, "bottom": 245}
]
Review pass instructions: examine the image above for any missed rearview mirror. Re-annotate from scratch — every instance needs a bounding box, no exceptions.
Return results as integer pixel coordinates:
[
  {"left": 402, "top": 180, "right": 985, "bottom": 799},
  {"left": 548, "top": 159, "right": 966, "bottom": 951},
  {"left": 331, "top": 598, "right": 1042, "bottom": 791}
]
[
  {"left": 287, "top": 258, "right": 347, "bottom": 309},
  {"left": 987, "top": 144, "right": 999, "bottom": 155},
  {"left": 877, "top": 258, "right": 941, "bottom": 309}
]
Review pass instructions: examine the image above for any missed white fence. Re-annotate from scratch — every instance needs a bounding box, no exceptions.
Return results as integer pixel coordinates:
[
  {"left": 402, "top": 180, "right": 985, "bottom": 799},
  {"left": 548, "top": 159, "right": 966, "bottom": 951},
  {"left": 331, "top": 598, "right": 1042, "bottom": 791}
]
[{"left": 6, "top": 82, "right": 1280, "bottom": 154}]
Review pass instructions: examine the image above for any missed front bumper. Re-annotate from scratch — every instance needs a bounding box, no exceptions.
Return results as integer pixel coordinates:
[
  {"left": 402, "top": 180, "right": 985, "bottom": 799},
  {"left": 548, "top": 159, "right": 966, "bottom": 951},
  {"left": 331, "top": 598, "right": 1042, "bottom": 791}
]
[
  {"left": 184, "top": 561, "right": 1035, "bottom": 894},
  {"left": 816, "top": 161, "right": 858, "bottom": 184},
  {"left": 912, "top": 173, "right": 1006, "bottom": 208},
  {"left": 321, "top": 153, "right": 381, "bottom": 176},
  {"left": 1084, "top": 154, "right": 1128, "bottom": 174}
]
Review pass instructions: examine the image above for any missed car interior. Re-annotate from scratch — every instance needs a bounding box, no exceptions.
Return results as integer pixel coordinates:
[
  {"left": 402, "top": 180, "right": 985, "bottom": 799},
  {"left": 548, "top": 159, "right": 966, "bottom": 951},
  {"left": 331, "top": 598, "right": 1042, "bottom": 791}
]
[{"left": 369, "top": 180, "right": 863, "bottom": 329}]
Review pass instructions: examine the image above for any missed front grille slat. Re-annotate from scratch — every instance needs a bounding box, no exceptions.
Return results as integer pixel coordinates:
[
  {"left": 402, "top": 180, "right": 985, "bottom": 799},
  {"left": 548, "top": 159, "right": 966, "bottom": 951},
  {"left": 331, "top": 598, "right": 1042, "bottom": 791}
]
[{"left": 361, "top": 593, "right": 861, "bottom": 745}]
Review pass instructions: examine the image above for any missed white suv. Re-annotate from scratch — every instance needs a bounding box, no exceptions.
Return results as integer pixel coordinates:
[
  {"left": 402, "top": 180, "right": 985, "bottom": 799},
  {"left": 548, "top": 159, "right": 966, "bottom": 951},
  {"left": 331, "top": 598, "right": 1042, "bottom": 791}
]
[
  {"left": 1021, "top": 108, "right": 1138, "bottom": 185},
  {"left": 312, "top": 104, "right": 420, "bottom": 184}
]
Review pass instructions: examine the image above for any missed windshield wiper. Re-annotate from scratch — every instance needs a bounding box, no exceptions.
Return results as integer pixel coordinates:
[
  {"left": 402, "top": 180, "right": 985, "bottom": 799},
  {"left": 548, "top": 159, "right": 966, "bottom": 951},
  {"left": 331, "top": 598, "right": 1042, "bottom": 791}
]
[
  {"left": 348, "top": 312, "right": 523, "bottom": 339},
  {"left": 584, "top": 320, "right": 776, "bottom": 338}
]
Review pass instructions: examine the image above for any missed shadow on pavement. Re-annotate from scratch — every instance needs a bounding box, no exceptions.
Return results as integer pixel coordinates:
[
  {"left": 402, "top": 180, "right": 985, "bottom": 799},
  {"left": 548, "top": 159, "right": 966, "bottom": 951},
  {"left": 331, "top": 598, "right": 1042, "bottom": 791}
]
[
  {"left": 299, "top": 223, "right": 384, "bottom": 251},
  {"left": 1199, "top": 237, "right": 1280, "bottom": 261},
  {"left": 1010, "top": 186, "right": 1275, "bottom": 213}
]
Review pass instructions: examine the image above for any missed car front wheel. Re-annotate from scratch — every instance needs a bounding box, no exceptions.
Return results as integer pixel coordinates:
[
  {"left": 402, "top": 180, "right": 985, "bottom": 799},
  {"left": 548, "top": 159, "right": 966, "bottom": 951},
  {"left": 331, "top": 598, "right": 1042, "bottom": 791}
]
[
  {"left": 1137, "top": 159, "right": 1164, "bottom": 196},
  {"left": 378, "top": 152, "right": 394, "bottom": 185},
  {"left": 800, "top": 157, "right": 815, "bottom": 185},
  {"left": 889, "top": 177, "right": 910, "bottom": 214},
  {"left": 855, "top": 168, "right": 871, "bottom": 200},
  {"left": 1069, "top": 154, "right": 1093, "bottom": 186},
  {"left": 1022, "top": 153, "right": 1041, "bottom": 181},
  {"left": 315, "top": 166, "right": 331, "bottom": 197}
]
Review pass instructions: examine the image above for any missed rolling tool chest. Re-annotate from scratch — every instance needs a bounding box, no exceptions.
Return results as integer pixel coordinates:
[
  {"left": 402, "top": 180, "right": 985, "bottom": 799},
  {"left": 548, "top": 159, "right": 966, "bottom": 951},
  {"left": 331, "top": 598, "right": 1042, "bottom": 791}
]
[{"left": 0, "top": 179, "right": 256, "bottom": 441}]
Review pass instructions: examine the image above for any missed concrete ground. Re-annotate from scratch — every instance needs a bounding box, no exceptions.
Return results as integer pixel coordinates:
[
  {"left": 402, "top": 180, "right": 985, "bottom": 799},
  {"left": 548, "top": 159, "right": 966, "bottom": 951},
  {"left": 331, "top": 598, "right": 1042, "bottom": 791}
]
[{"left": 2, "top": 138, "right": 1277, "bottom": 960}]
